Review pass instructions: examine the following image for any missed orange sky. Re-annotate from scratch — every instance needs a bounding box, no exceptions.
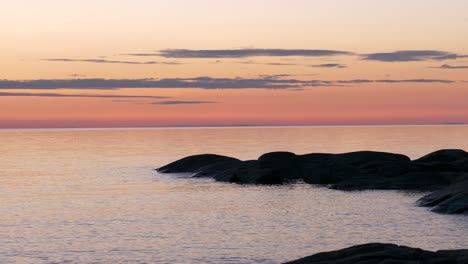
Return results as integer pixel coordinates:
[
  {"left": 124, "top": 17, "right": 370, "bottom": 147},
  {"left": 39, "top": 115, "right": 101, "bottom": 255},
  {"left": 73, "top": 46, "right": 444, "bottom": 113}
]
[{"left": 1, "top": 0, "right": 468, "bottom": 128}]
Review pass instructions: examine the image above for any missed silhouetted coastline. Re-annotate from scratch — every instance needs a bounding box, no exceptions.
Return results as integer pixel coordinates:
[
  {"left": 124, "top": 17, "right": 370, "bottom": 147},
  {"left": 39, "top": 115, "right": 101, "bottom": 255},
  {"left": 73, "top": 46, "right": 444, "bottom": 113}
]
[
  {"left": 283, "top": 243, "right": 468, "bottom": 264},
  {"left": 159, "top": 149, "right": 468, "bottom": 262},
  {"left": 158, "top": 149, "right": 468, "bottom": 214}
]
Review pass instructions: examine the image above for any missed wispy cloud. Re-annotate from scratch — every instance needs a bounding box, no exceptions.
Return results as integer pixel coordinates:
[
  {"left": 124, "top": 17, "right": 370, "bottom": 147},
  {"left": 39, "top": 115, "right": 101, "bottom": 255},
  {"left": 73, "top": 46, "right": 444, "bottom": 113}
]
[
  {"left": 127, "top": 49, "right": 353, "bottom": 58},
  {"left": 258, "top": 74, "right": 293, "bottom": 79},
  {"left": 151, "top": 100, "right": 216, "bottom": 105},
  {"left": 0, "top": 91, "right": 169, "bottom": 99},
  {"left": 362, "top": 50, "right": 461, "bottom": 62},
  {"left": 112, "top": 99, "right": 147, "bottom": 103},
  {"left": 0, "top": 77, "right": 322, "bottom": 90},
  {"left": 309, "top": 63, "right": 347, "bottom": 68},
  {"left": 435, "top": 64, "right": 468, "bottom": 69},
  {"left": 124, "top": 48, "right": 468, "bottom": 63},
  {"left": 69, "top": 74, "right": 87, "bottom": 77},
  {"left": 336, "top": 79, "right": 454, "bottom": 84},
  {"left": 43, "top": 58, "right": 182, "bottom": 65},
  {"left": 0, "top": 77, "right": 455, "bottom": 90},
  {"left": 263, "top": 62, "right": 297, "bottom": 66},
  {"left": 238, "top": 61, "right": 297, "bottom": 66}
]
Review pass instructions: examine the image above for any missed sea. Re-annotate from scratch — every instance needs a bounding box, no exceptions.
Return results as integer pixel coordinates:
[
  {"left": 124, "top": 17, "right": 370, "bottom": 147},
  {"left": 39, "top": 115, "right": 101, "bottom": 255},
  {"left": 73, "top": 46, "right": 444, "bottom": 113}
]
[{"left": 1, "top": 125, "right": 468, "bottom": 263}]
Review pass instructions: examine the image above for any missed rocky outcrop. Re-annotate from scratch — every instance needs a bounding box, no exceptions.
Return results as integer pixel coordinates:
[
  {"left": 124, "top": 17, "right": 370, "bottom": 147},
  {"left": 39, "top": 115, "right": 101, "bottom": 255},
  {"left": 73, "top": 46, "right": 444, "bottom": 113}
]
[
  {"left": 157, "top": 149, "right": 468, "bottom": 214},
  {"left": 157, "top": 154, "right": 241, "bottom": 175},
  {"left": 284, "top": 243, "right": 468, "bottom": 264},
  {"left": 417, "top": 178, "right": 468, "bottom": 214}
]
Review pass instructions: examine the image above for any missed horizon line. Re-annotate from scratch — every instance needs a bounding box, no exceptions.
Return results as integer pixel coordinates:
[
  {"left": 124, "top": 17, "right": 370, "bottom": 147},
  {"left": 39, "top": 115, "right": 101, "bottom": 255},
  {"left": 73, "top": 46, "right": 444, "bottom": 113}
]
[{"left": 1, "top": 123, "right": 467, "bottom": 131}]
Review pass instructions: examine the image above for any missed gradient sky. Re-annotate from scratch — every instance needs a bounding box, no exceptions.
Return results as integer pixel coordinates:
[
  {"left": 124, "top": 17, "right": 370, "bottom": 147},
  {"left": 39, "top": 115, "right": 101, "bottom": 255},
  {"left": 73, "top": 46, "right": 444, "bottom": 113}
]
[{"left": 1, "top": 0, "right": 468, "bottom": 128}]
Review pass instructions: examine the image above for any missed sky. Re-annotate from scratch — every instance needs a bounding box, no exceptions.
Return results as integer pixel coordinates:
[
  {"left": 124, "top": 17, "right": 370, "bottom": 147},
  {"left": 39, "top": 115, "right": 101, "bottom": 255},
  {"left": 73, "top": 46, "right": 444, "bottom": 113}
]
[{"left": 1, "top": 0, "right": 468, "bottom": 128}]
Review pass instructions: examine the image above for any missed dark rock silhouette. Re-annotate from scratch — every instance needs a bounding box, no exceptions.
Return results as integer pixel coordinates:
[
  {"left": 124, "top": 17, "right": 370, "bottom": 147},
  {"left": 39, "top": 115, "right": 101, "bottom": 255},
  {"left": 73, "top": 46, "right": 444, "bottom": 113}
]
[
  {"left": 284, "top": 243, "right": 468, "bottom": 264},
  {"left": 157, "top": 149, "right": 468, "bottom": 214},
  {"left": 411, "top": 149, "right": 468, "bottom": 173},
  {"left": 417, "top": 178, "right": 468, "bottom": 214},
  {"left": 157, "top": 154, "right": 241, "bottom": 174}
]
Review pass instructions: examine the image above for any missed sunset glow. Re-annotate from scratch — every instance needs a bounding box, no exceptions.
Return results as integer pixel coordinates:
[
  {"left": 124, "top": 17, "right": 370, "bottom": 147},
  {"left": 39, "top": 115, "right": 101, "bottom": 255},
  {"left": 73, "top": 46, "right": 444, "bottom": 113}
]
[{"left": 1, "top": 0, "right": 468, "bottom": 128}]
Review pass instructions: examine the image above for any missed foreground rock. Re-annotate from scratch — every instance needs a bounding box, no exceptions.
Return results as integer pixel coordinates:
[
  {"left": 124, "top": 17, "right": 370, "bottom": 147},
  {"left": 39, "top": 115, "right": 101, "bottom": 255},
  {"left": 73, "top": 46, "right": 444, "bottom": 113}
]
[
  {"left": 157, "top": 149, "right": 468, "bottom": 214},
  {"left": 284, "top": 243, "right": 468, "bottom": 264}
]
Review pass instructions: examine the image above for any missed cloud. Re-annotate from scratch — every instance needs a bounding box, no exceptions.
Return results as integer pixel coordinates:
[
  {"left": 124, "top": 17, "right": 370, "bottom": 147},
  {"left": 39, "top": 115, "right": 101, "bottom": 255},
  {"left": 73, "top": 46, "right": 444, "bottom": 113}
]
[
  {"left": 264, "top": 62, "right": 297, "bottom": 66},
  {"left": 69, "top": 74, "right": 87, "bottom": 77},
  {"left": 436, "top": 64, "right": 468, "bottom": 69},
  {"left": 0, "top": 77, "right": 322, "bottom": 90},
  {"left": 0, "top": 79, "right": 151, "bottom": 90},
  {"left": 336, "top": 79, "right": 454, "bottom": 84},
  {"left": 362, "top": 50, "right": 461, "bottom": 62},
  {"left": 127, "top": 49, "right": 353, "bottom": 58},
  {"left": 151, "top": 100, "right": 216, "bottom": 105},
  {"left": 258, "top": 74, "right": 293, "bottom": 79},
  {"left": 309, "top": 63, "right": 347, "bottom": 68},
  {"left": 43, "top": 58, "right": 182, "bottom": 65},
  {"left": 0, "top": 77, "right": 454, "bottom": 91},
  {"left": 112, "top": 99, "right": 147, "bottom": 103},
  {"left": 238, "top": 61, "right": 297, "bottom": 66},
  {"left": 0, "top": 91, "right": 169, "bottom": 99}
]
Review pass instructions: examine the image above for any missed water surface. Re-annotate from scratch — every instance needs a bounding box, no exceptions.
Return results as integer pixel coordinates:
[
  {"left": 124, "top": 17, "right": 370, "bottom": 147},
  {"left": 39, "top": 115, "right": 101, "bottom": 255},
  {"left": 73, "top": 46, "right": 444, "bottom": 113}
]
[{"left": 1, "top": 126, "right": 468, "bottom": 263}]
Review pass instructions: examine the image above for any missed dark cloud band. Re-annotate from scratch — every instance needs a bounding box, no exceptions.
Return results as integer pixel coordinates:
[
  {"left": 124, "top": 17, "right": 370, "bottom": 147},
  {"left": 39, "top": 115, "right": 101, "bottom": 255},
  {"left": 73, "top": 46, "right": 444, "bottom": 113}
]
[
  {"left": 124, "top": 48, "right": 467, "bottom": 62},
  {"left": 43, "top": 58, "right": 181, "bottom": 65},
  {"left": 0, "top": 91, "right": 169, "bottom": 99},
  {"left": 336, "top": 79, "right": 454, "bottom": 84},
  {"left": 151, "top": 100, "right": 216, "bottom": 105},
  {"left": 362, "top": 50, "right": 460, "bottom": 62},
  {"left": 309, "top": 63, "right": 347, "bottom": 68},
  {"left": 128, "top": 49, "right": 353, "bottom": 58},
  {"left": 0, "top": 77, "right": 454, "bottom": 90}
]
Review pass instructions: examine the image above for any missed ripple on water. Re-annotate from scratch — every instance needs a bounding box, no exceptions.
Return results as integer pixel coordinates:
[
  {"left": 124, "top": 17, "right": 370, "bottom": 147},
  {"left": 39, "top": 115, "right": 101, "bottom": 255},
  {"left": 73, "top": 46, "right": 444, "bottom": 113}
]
[{"left": 1, "top": 126, "right": 468, "bottom": 263}]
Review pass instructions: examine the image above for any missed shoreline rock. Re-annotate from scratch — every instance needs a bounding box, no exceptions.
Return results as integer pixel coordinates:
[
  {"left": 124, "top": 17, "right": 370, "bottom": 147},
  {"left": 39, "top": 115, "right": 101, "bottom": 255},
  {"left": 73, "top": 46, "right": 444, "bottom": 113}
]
[
  {"left": 157, "top": 149, "right": 468, "bottom": 214},
  {"left": 417, "top": 178, "right": 468, "bottom": 214},
  {"left": 283, "top": 243, "right": 468, "bottom": 264}
]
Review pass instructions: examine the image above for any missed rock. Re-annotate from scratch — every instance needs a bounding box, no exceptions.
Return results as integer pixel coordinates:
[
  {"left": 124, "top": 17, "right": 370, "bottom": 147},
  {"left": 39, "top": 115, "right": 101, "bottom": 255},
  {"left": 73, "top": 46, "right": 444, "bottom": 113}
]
[
  {"left": 334, "top": 151, "right": 410, "bottom": 167},
  {"left": 212, "top": 160, "right": 260, "bottom": 183},
  {"left": 157, "top": 150, "right": 460, "bottom": 189},
  {"left": 284, "top": 243, "right": 468, "bottom": 264},
  {"left": 298, "top": 153, "right": 337, "bottom": 184},
  {"left": 384, "top": 171, "right": 459, "bottom": 190},
  {"left": 192, "top": 159, "right": 243, "bottom": 178},
  {"left": 259, "top": 152, "right": 303, "bottom": 181},
  {"left": 417, "top": 178, "right": 468, "bottom": 214},
  {"left": 156, "top": 154, "right": 240, "bottom": 174},
  {"left": 411, "top": 149, "right": 468, "bottom": 173},
  {"left": 214, "top": 159, "right": 294, "bottom": 184},
  {"left": 414, "top": 149, "right": 468, "bottom": 164},
  {"left": 334, "top": 151, "right": 411, "bottom": 179},
  {"left": 299, "top": 151, "right": 411, "bottom": 185},
  {"left": 156, "top": 149, "right": 468, "bottom": 214}
]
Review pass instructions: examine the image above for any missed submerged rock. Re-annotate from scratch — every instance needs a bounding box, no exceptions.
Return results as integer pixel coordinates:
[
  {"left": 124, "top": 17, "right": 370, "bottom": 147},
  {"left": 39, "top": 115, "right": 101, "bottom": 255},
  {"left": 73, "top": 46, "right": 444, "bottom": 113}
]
[{"left": 284, "top": 243, "right": 468, "bottom": 264}]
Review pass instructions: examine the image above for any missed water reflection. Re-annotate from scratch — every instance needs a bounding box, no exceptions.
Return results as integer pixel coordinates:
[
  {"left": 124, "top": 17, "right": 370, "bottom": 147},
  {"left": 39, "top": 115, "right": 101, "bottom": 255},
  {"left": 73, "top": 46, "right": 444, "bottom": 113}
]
[{"left": 0, "top": 126, "right": 467, "bottom": 263}]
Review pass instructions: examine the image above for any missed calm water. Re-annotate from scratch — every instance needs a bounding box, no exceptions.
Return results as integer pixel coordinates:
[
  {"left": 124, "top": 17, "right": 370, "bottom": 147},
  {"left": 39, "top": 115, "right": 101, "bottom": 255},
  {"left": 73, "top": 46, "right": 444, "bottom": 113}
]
[{"left": 1, "top": 126, "right": 468, "bottom": 264}]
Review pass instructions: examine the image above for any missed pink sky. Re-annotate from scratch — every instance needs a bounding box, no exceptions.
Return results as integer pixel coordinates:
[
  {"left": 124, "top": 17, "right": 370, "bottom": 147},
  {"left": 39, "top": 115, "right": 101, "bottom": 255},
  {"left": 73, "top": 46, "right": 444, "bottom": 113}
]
[{"left": 1, "top": 0, "right": 468, "bottom": 128}]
